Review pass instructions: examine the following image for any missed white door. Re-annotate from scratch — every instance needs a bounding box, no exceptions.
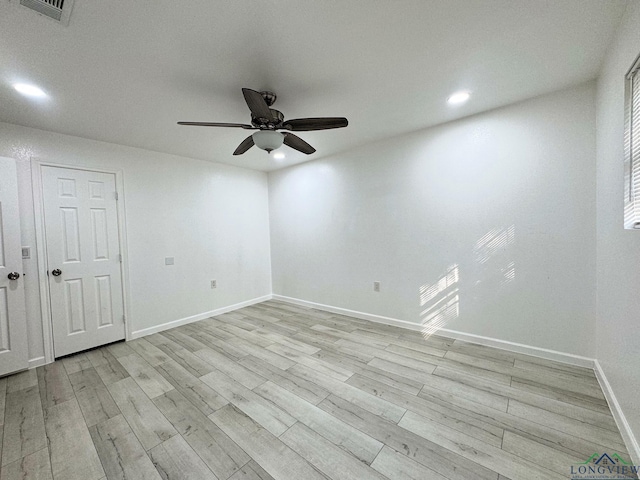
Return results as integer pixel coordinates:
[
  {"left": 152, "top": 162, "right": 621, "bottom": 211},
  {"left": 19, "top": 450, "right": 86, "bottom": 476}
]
[
  {"left": 0, "top": 157, "right": 28, "bottom": 376},
  {"left": 42, "top": 166, "right": 125, "bottom": 357}
]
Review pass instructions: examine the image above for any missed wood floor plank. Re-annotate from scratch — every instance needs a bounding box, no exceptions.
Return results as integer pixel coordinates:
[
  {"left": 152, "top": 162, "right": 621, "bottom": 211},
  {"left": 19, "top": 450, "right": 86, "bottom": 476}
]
[
  {"left": 513, "top": 358, "right": 596, "bottom": 379},
  {"left": 280, "top": 422, "right": 387, "bottom": 480},
  {"left": 210, "top": 404, "right": 327, "bottom": 480},
  {"left": 153, "top": 389, "right": 249, "bottom": 480},
  {"left": 228, "top": 460, "right": 276, "bottom": 480},
  {"left": 510, "top": 377, "right": 609, "bottom": 410},
  {"left": 106, "top": 342, "right": 136, "bottom": 358},
  {"left": 37, "top": 362, "right": 75, "bottom": 408},
  {"left": 89, "top": 414, "right": 161, "bottom": 480},
  {"left": 196, "top": 348, "right": 266, "bottom": 389},
  {"left": 44, "top": 398, "right": 104, "bottom": 480},
  {"left": 94, "top": 355, "right": 130, "bottom": 386},
  {"left": 200, "top": 369, "right": 295, "bottom": 436},
  {"left": 75, "top": 385, "right": 120, "bottom": 427},
  {"left": 1, "top": 447, "right": 53, "bottom": 480},
  {"left": 2, "top": 385, "right": 47, "bottom": 466},
  {"left": 155, "top": 342, "right": 215, "bottom": 377},
  {"left": 399, "top": 410, "right": 563, "bottom": 480},
  {"left": 118, "top": 354, "right": 174, "bottom": 399},
  {"left": 370, "top": 445, "right": 449, "bottom": 480},
  {"left": 414, "top": 379, "right": 618, "bottom": 458},
  {"left": 347, "top": 374, "right": 505, "bottom": 446},
  {"left": 7, "top": 369, "right": 38, "bottom": 393},
  {"left": 148, "top": 434, "right": 217, "bottom": 480},
  {"left": 187, "top": 330, "right": 249, "bottom": 360},
  {"left": 230, "top": 337, "right": 297, "bottom": 370},
  {"left": 85, "top": 348, "right": 117, "bottom": 368},
  {"left": 266, "top": 343, "right": 354, "bottom": 381},
  {"left": 155, "top": 360, "right": 228, "bottom": 415},
  {"left": 128, "top": 338, "right": 171, "bottom": 366},
  {"left": 318, "top": 394, "right": 498, "bottom": 480},
  {"left": 238, "top": 355, "right": 329, "bottom": 405},
  {"left": 434, "top": 366, "right": 617, "bottom": 426},
  {"left": 367, "top": 356, "right": 436, "bottom": 383},
  {"left": 61, "top": 353, "right": 93, "bottom": 375},
  {"left": 254, "top": 381, "right": 383, "bottom": 464},
  {"left": 257, "top": 330, "right": 321, "bottom": 355},
  {"left": 507, "top": 399, "right": 627, "bottom": 452},
  {"left": 107, "top": 377, "right": 177, "bottom": 450},
  {"left": 68, "top": 367, "right": 104, "bottom": 393},
  {"left": 501, "top": 430, "right": 583, "bottom": 477},
  {"left": 165, "top": 325, "right": 221, "bottom": 349},
  {"left": 289, "top": 364, "right": 406, "bottom": 423},
  {"left": 419, "top": 371, "right": 509, "bottom": 411}
]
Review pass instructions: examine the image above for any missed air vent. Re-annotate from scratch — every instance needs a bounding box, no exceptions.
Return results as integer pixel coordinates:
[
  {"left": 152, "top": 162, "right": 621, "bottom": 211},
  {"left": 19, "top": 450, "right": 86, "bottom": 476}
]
[{"left": 15, "top": 0, "right": 75, "bottom": 25}]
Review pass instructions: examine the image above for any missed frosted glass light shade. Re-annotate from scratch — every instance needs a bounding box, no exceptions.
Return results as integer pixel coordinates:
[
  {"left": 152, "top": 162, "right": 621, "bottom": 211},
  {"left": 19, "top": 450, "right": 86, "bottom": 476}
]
[{"left": 252, "top": 130, "right": 284, "bottom": 152}]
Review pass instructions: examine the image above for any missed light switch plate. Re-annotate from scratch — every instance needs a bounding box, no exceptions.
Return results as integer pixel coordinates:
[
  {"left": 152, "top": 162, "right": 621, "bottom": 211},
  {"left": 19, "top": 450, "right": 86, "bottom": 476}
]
[{"left": 165, "top": 257, "right": 174, "bottom": 265}]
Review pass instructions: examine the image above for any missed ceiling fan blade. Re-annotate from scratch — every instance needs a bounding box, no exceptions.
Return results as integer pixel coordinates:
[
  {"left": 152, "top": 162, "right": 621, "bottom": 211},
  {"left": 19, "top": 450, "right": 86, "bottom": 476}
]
[
  {"left": 280, "top": 117, "right": 348, "bottom": 131},
  {"left": 233, "top": 135, "right": 255, "bottom": 155},
  {"left": 283, "top": 133, "right": 316, "bottom": 155},
  {"left": 178, "top": 122, "right": 255, "bottom": 129},
  {"left": 242, "top": 88, "right": 274, "bottom": 121}
]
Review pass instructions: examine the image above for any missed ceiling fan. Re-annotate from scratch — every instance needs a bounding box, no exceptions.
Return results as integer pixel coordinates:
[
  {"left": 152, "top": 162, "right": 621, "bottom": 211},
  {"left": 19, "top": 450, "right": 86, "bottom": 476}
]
[{"left": 178, "top": 88, "right": 348, "bottom": 155}]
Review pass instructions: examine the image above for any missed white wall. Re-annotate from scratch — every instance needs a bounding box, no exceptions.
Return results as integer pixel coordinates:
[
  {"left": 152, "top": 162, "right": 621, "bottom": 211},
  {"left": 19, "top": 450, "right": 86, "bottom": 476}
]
[
  {"left": 595, "top": 0, "right": 640, "bottom": 459},
  {"left": 269, "top": 82, "right": 597, "bottom": 357},
  {"left": 0, "top": 122, "right": 272, "bottom": 363}
]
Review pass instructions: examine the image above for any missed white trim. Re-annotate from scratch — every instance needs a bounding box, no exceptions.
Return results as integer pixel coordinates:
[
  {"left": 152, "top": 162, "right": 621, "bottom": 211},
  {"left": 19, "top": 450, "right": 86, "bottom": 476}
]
[
  {"left": 272, "top": 294, "right": 595, "bottom": 368},
  {"left": 594, "top": 360, "right": 640, "bottom": 465},
  {"left": 272, "top": 294, "right": 424, "bottom": 331},
  {"left": 130, "top": 294, "right": 273, "bottom": 339},
  {"left": 30, "top": 159, "right": 131, "bottom": 361},
  {"left": 28, "top": 356, "right": 46, "bottom": 369},
  {"left": 435, "top": 328, "right": 595, "bottom": 369}
]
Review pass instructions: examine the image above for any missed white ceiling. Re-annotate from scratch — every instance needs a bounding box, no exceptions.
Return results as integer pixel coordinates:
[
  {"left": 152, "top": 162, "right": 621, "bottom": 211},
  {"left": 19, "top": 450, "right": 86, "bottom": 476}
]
[{"left": 0, "top": 0, "right": 628, "bottom": 171}]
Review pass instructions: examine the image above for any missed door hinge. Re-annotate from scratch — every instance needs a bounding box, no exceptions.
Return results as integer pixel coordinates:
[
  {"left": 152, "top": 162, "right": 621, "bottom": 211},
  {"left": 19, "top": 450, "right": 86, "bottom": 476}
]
[
  {"left": 122, "top": 315, "right": 126, "bottom": 324},
  {"left": 118, "top": 254, "right": 123, "bottom": 263},
  {"left": 114, "top": 191, "right": 119, "bottom": 201}
]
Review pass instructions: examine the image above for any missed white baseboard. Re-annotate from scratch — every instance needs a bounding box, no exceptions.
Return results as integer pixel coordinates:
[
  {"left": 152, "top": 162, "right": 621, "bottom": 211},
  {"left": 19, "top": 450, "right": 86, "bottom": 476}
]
[
  {"left": 272, "top": 294, "right": 594, "bottom": 368},
  {"left": 131, "top": 294, "right": 273, "bottom": 339},
  {"left": 594, "top": 360, "right": 640, "bottom": 465},
  {"left": 272, "top": 295, "right": 424, "bottom": 332},
  {"left": 28, "top": 356, "right": 46, "bottom": 369},
  {"left": 436, "top": 328, "right": 595, "bottom": 369}
]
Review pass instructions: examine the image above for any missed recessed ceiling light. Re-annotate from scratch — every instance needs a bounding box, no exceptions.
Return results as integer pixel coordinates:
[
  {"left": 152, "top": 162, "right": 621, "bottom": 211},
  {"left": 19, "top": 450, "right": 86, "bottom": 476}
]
[
  {"left": 13, "top": 83, "right": 47, "bottom": 98},
  {"left": 447, "top": 91, "right": 471, "bottom": 105},
  {"left": 273, "top": 152, "right": 285, "bottom": 160}
]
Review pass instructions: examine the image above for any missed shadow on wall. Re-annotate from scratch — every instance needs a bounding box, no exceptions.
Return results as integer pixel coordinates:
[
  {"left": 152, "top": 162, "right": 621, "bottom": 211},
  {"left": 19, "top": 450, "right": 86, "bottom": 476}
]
[{"left": 419, "top": 225, "right": 516, "bottom": 340}]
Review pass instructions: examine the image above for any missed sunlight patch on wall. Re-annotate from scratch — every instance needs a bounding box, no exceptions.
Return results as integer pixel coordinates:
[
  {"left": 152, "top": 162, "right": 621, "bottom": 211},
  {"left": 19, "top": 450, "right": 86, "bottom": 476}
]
[
  {"left": 474, "top": 225, "right": 515, "bottom": 264},
  {"left": 419, "top": 264, "right": 459, "bottom": 339},
  {"left": 474, "top": 225, "right": 516, "bottom": 288}
]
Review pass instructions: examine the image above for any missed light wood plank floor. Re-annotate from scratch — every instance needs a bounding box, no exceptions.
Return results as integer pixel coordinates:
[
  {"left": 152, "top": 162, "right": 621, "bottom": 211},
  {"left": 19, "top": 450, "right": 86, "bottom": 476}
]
[{"left": 0, "top": 300, "right": 636, "bottom": 480}]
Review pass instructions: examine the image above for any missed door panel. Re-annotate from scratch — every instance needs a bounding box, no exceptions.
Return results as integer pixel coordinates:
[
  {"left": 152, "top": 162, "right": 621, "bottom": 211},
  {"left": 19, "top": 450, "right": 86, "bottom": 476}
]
[
  {"left": 42, "top": 166, "right": 125, "bottom": 357},
  {"left": 0, "top": 156, "right": 28, "bottom": 376}
]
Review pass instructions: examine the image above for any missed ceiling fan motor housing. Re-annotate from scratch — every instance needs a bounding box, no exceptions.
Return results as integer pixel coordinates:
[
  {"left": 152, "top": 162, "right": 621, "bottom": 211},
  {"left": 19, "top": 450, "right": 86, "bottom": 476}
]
[{"left": 251, "top": 109, "right": 284, "bottom": 129}]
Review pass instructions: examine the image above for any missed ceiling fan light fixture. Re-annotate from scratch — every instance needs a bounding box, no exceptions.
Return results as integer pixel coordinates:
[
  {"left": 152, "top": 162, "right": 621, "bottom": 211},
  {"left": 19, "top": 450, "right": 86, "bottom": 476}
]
[{"left": 252, "top": 130, "right": 284, "bottom": 153}]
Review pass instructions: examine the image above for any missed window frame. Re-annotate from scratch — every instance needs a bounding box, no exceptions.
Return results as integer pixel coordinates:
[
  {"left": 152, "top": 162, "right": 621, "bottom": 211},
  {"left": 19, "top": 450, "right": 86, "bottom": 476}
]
[{"left": 624, "top": 53, "right": 640, "bottom": 229}]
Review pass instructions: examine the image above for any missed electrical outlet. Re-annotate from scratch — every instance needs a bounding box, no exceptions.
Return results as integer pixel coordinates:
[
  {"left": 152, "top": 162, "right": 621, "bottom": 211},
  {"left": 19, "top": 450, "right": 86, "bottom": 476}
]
[
  {"left": 211, "top": 280, "right": 217, "bottom": 289},
  {"left": 373, "top": 281, "right": 380, "bottom": 292}
]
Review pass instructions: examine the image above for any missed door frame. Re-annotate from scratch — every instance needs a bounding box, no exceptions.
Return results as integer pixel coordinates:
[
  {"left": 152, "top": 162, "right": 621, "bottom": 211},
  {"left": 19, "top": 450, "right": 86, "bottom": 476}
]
[{"left": 31, "top": 159, "right": 132, "bottom": 363}]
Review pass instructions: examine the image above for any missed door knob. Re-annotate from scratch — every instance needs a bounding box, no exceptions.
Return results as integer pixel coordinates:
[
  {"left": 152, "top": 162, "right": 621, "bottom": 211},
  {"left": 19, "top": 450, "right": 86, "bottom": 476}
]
[
  {"left": 51, "top": 269, "right": 62, "bottom": 277},
  {"left": 7, "top": 272, "right": 20, "bottom": 280}
]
